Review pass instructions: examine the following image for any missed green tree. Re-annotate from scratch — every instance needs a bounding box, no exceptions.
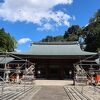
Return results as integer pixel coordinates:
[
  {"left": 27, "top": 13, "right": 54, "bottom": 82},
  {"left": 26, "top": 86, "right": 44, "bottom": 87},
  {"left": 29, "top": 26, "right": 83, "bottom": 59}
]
[
  {"left": 64, "top": 25, "right": 82, "bottom": 41},
  {"left": 89, "top": 9, "right": 100, "bottom": 24},
  {"left": 0, "top": 28, "right": 17, "bottom": 52},
  {"left": 66, "top": 33, "right": 79, "bottom": 41},
  {"left": 41, "top": 35, "right": 65, "bottom": 42},
  {"left": 83, "top": 9, "right": 100, "bottom": 52}
]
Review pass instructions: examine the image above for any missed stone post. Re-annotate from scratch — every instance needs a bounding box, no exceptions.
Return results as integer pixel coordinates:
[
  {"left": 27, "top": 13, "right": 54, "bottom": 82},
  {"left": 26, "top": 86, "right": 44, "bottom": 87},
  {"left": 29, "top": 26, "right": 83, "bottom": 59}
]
[
  {"left": 16, "top": 64, "right": 21, "bottom": 83},
  {"left": 5, "top": 65, "right": 10, "bottom": 82}
]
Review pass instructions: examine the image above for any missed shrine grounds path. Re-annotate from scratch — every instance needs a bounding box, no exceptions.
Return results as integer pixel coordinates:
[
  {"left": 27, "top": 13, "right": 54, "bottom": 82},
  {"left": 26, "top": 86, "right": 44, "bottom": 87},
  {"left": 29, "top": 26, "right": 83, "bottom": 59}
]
[
  {"left": 32, "top": 86, "right": 70, "bottom": 100},
  {"left": 31, "top": 80, "right": 73, "bottom": 100},
  {"left": 1, "top": 80, "right": 100, "bottom": 100},
  {"left": 31, "top": 80, "right": 100, "bottom": 100}
]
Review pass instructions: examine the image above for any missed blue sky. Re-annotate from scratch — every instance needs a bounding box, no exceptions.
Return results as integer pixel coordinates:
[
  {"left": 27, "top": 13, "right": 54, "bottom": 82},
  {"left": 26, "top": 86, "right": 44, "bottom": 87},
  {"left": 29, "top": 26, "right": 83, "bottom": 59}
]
[{"left": 0, "top": 0, "right": 100, "bottom": 52}]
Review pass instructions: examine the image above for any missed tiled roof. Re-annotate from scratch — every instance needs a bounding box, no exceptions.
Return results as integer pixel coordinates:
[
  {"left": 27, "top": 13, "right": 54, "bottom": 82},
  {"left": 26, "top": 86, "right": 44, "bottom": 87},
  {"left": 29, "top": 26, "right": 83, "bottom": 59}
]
[{"left": 13, "top": 42, "right": 97, "bottom": 56}]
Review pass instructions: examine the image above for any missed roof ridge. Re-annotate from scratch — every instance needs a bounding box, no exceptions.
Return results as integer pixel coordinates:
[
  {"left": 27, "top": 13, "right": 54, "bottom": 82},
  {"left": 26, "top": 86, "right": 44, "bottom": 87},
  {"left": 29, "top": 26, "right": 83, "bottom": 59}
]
[{"left": 32, "top": 41, "right": 79, "bottom": 45}]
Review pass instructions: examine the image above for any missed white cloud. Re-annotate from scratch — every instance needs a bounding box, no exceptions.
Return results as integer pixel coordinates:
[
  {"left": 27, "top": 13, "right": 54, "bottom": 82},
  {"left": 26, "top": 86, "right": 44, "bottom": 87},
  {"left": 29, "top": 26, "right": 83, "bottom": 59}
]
[
  {"left": 0, "top": 0, "right": 73, "bottom": 30},
  {"left": 18, "top": 38, "right": 32, "bottom": 44},
  {"left": 72, "top": 16, "right": 76, "bottom": 20},
  {"left": 15, "top": 49, "right": 21, "bottom": 52},
  {"left": 37, "top": 23, "right": 53, "bottom": 31}
]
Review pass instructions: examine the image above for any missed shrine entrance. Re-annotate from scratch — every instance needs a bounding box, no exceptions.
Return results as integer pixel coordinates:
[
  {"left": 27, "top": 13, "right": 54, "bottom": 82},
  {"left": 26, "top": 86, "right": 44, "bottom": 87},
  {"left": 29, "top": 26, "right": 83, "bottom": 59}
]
[
  {"left": 48, "top": 65, "right": 60, "bottom": 79},
  {"left": 35, "top": 62, "right": 73, "bottom": 80}
]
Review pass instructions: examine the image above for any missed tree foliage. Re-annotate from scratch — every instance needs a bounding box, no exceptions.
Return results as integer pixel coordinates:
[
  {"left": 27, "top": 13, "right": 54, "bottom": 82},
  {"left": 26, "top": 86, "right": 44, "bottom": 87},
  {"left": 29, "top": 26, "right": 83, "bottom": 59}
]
[
  {"left": 83, "top": 9, "right": 100, "bottom": 52},
  {"left": 41, "top": 25, "right": 82, "bottom": 42},
  {"left": 0, "top": 28, "right": 17, "bottom": 52},
  {"left": 64, "top": 25, "right": 82, "bottom": 41},
  {"left": 89, "top": 9, "right": 100, "bottom": 24},
  {"left": 41, "top": 35, "right": 65, "bottom": 42}
]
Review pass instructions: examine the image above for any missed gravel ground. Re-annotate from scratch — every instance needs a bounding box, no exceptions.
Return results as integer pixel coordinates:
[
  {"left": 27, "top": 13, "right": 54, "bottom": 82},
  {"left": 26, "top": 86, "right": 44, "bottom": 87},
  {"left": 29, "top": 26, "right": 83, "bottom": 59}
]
[
  {"left": 32, "top": 86, "right": 70, "bottom": 100},
  {"left": 74, "top": 85, "right": 100, "bottom": 100}
]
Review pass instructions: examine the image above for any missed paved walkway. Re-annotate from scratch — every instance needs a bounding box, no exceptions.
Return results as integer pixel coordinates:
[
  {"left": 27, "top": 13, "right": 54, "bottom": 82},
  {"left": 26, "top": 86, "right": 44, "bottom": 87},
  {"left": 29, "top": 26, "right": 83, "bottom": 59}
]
[
  {"left": 1, "top": 80, "right": 100, "bottom": 100},
  {"left": 35, "top": 80, "right": 73, "bottom": 86},
  {"left": 32, "top": 86, "right": 70, "bottom": 100}
]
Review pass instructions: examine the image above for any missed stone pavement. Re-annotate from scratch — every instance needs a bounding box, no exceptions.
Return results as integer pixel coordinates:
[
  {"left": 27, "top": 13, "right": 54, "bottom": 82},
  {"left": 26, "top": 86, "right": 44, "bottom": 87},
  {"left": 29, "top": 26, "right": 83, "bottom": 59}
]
[
  {"left": 0, "top": 82, "right": 40, "bottom": 100},
  {"left": 1, "top": 80, "right": 100, "bottom": 100},
  {"left": 0, "top": 80, "right": 73, "bottom": 100},
  {"left": 31, "top": 80, "right": 100, "bottom": 100},
  {"left": 72, "top": 85, "right": 100, "bottom": 100},
  {"left": 32, "top": 86, "right": 70, "bottom": 100},
  {"left": 35, "top": 80, "right": 73, "bottom": 86}
]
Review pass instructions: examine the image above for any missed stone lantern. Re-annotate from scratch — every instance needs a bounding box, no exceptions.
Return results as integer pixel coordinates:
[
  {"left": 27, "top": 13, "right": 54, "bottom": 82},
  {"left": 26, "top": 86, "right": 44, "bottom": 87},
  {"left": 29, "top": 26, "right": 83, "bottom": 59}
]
[
  {"left": 16, "top": 64, "right": 21, "bottom": 83},
  {"left": 5, "top": 64, "right": 10, "bottom": 82},
  {"left": 89, "top": 65, "right": 94, "bottom": 76}
]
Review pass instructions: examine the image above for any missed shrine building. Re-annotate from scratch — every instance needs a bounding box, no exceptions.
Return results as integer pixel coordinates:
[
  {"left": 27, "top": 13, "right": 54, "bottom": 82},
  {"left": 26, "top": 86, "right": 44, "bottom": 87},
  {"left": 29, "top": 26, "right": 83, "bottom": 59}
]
[{"left": 14, "top": 42, "right": 96, "bottom": 80}]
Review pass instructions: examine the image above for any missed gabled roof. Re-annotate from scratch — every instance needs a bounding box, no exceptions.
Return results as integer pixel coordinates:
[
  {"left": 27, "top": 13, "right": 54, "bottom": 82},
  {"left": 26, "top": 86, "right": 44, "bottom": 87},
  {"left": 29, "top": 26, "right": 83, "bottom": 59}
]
[
  {"left": 95, "top": 58, "right": 100, "bottom": 64},
  {"left": 0, "top": 55, "right": 14, "bottom": 64},
  {"left": 13, "top": 42, "right": 97, "bottom": 56}
]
